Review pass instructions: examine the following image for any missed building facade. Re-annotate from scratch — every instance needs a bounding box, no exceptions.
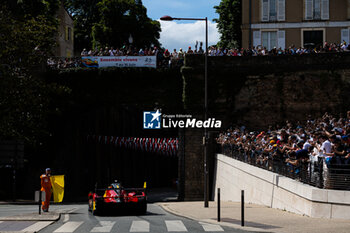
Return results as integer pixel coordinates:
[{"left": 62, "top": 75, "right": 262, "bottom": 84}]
[
  {"left": 55, "top": 2, "right": 74, "bottom": 57},
  {"left": 242, "top": 0, "right": 350, "bottom": 50}
]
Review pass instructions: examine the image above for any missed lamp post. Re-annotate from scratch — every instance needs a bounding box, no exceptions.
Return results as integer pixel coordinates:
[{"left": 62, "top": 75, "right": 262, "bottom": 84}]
[
  {"left": 160, "top": 15, "right": 209, "bottom": 208},
  {"left": 129, "top": 34, "right": 133, "bottom": 44}
]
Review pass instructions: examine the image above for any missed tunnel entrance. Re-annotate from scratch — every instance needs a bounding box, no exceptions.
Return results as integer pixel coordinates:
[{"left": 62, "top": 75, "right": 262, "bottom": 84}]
[
  {"left": 85, "top": 137, "right": 178, "bottom": 190},
  {"left": 65, "top": 105, "right": 180, "bottom": 201}
]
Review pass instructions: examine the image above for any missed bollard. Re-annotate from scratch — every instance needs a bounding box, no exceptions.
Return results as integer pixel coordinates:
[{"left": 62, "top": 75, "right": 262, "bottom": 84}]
[
  {"left": 39, "top": 191, "right": 42, "bottom": 215},
  {"left": 241, "top": 190, "right": 244, "bottom": 226},
  {"left": 217, "top": 188, "right": 220, "bottom": 222}
]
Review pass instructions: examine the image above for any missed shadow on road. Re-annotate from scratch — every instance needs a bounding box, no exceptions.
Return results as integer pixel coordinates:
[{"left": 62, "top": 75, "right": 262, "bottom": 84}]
[
  {"left": 146, "top": 187, "right": 178, "bottom": 203},
  {"left": 93, "top": 210, "right": 164, "bottom": 217}
]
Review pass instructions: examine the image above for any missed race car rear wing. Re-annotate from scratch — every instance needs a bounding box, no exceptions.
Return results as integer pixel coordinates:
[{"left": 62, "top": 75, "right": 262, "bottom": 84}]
[{"left": 93, "top": 188, "right": 146, "bottom": 196}]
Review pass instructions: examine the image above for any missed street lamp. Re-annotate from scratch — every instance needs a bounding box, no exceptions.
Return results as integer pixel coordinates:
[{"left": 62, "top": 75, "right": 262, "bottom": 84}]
[
  {"left": 160, "top": 15, "right": 209, "bottom": 208},
  {"left": 128, "top": 34, "right": 133, "bottom": 44}
]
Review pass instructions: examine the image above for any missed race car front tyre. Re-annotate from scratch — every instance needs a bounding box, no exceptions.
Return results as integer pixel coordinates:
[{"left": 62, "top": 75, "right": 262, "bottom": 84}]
[{"left": 137, "top": 201, "right": 147, "bottom": 215}]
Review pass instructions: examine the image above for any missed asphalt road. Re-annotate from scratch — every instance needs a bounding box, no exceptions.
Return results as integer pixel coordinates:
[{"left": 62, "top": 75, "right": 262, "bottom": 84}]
[{"left": 0, "top": 204, "right": 249, "bottom": 233}]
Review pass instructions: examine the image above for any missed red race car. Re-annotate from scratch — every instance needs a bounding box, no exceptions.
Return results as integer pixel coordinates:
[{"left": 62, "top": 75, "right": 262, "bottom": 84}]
[{"left": 88, "top": 181, "right": 147, "bottom": 215}]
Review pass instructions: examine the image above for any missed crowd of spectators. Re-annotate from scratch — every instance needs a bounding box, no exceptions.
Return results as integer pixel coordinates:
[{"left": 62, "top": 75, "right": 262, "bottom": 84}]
[
  {"left": 208, "top": 41, "right": 350, "bottom": 57},
  {"left": 79, "top": 45, "right": 184, "bottom": 68},
  {"left": 49, "top": 41, "right": 349, "bottom": 69},
  {"left": 80, "top": 41, "right": 350, "bottom": 65},
  {"left": 47, "top": 57, "right": 82, "bottom": 69},
  {"left": 80, "top": 41, "right": 349, "bottom": 57},
  {"left": 216, "top": 111, "right": 350, "bottom": 187},
  {"left": 80, "top": 45, "right": 159, "bottom": 57}
]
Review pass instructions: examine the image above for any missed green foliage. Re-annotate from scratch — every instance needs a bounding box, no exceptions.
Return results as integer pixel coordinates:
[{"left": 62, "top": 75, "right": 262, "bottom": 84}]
[
  {"left": 0, "top": 2, "right": 71, "bottom": 146},
  {"left": 4, "top": 0, "right": 60, "bottom": 20},
  {"left": 0, "top": 75, "right": 71, "bottom": 145},
  {"left": 214, "top": 0, "right": 242, "bottom": 48},
  {"left": 65, "top": 0, "right": 160, "bottom": 52},
  {"left": 65, "top": 0, "right": 101, "bottom": 52},
  {"left": 0, "top": 2, "right": 59, "bottom": 75}
]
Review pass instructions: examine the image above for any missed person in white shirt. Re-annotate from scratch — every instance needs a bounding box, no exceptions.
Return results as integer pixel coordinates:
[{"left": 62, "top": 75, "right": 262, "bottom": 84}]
[
  {"left": 171, "top": 49, "right": 178, "bottom": 59},
  {"left": 109, "top": 47, "right": 115, "bottom": 56},
  {"left": 303, "top": 140, "right": 312, "bottom": 150},
  {"left": 320, "top": 135, "right": 332, "bottom": 156},
  {"left": 81, "top": 48, "right": 88, "bottom": 56}
]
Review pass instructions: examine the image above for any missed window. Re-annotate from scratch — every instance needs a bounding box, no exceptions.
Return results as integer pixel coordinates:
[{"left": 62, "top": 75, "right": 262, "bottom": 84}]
[
  {"left": 303, "top": 30, "right": 324, "bottom": 48},
  {"left": 65, "top": 26, "right": 72, "bottom": 41},
  {"left": 262, "top": 31, "right": 277, "bottom": 50},
  {"left": 305, "top": 0, "right": 329, "bottom": 20},
  {"left": 314, "top": 0, "right": 321, "bottom": 19},
  {"left": 68, "top": 27, "right": 71, "bottom": 41},
  {"left": 253, "top": 30, "right": 285, "bottom": 50},
  {"left": 261, "top": 0, "right": 285, "bottom": 22},
  {"left": 269, "top": 0, "right": 277, "bottom": 21},
  {"left": 341, "top": 29, "right": 350, "bottom": 45}
]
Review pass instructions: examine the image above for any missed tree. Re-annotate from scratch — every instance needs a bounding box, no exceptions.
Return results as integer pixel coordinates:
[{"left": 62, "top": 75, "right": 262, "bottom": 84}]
[
  {"left": 0, "top": 2, "right": 70, "bottom": 146},
  {"left": 214, "top": 0, "right": 242, "bottom": 49},
  {"left": 65, "top": 0, "right": 101, "bottom": 53},
  {"left": 65, "top": 0, "right": 161, "bottom": 52},
  {"left": 0, "top": 1, "right": 59, "bottom": 74}
]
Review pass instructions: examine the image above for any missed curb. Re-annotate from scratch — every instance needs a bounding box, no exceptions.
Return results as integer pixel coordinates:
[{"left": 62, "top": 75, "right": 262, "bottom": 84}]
[
  {"left": 157, "top": 203, "right": 271, "bottom": 233},
  {"left": 0, "top": 232, "right": 35, "bottom": 233},
  {"left": 0, "top": 202, "right": 36, "bottom": 205},
  {"left": 0, "top": 201, "right": 87, "bottom": 205},
  {"left": 0, "top": 213, "right": 60, "bottom": 221},
  {"left": 1, "top": 231, "right": 37, "bottom": 233}
]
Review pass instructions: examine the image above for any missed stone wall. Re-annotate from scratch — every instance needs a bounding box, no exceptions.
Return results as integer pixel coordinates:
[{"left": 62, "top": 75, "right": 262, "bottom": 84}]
[
  {"left": 182, "top": 53, "right": 350, "bottom": 129},
  {"left": 177, "top": 128, "right": 204, "bottom": 201},
  {"left": 181, "top": 53, "right": 350, "bottom": 201}
]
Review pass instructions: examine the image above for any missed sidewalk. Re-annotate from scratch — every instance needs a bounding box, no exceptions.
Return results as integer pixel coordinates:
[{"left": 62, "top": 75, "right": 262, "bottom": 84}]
[
  {"left": 0, "top": 205, "right": 81, "bottom": 221},
  {"left": 159, "top": 201, "right": 350, "bottom": 233},
  {"left": 0, "top": 212, "right": 59, "bottom": 221}
]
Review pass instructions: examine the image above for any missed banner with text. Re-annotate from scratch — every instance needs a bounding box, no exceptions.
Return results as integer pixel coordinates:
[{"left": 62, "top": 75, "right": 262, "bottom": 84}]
[{"left": 81, "top": 56, "right": 157, "bottom": 68}]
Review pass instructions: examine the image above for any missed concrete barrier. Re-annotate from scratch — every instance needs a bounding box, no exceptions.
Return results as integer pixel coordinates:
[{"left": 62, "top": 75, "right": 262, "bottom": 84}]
[{"left": 213, "top": 154, "right": 350, "bottom": 219}]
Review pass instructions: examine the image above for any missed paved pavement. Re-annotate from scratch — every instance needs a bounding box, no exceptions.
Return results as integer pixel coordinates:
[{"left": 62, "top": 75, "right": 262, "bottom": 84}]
[
  {"left": 160, "top": 201, "right": 350, "bottom": 233},
  {"left": 0, "top": 204, "right": 246, "bottom": 233},
  {"left": 1, "top": 200, "right": 350, "bottom": 232}
]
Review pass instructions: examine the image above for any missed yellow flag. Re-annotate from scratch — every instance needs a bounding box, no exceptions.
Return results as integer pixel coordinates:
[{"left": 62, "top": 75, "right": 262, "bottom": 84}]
[{"left": 50, "top": 175, "right": 65, "bottom": 203}]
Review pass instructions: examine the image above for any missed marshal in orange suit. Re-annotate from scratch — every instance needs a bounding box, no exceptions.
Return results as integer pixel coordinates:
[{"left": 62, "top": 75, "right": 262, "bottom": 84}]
[{"left": 40, "top": 168, "right": 52, "bottom": 212}]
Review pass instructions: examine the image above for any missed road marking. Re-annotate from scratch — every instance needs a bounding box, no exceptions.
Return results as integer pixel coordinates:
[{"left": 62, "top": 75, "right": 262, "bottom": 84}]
[
  {"left": 130, "top": 220, "right": 149, "bottom": 232},
  {"left": 54, "top": 221, "right": 83, "bottom": 232},
  {"left": 63, "top": 214, "right": 69, "bottom": 222},
  {"left": 199, "top": 222, "right": 224, "bottom": 232},
  {"left": 91, "top": 221, "right": 115, "bottom": 232},
  {"left": 56, "top": 207, "right": 79, "bottom": 214},
  {"left": 22, "top": 221, "right": 53, "bottom": 232},
  {"left": 165, "top": 220, "right": 188, "bottom": 232},
  {"left": 68, "top": 207, "right": 79, "bottom": 213}
]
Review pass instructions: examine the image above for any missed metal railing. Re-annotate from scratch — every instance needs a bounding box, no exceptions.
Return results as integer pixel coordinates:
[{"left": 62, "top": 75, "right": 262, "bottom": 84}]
[
  {"left": 47, "top": 57, "right": 83, "bottom": 69},
  {"left": 220, "top": 144, "right": 350, "bottom": 190}
]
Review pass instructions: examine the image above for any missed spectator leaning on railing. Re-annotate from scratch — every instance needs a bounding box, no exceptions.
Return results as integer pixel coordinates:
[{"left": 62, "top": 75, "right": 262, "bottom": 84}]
[
  {"left": 217, "top": 111, "right": 350, "bottom": 185},
  {"left": 79, "top": 41, "right": 350, "bottom": 59},
  {"left": 50, "top": 41, "right": 350, "bottom": 69}
]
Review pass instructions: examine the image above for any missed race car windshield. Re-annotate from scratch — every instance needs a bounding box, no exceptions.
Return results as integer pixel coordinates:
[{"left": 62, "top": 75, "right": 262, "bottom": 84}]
[{"left": 111, "top": 183, "right": 121, "bottom": 189}]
